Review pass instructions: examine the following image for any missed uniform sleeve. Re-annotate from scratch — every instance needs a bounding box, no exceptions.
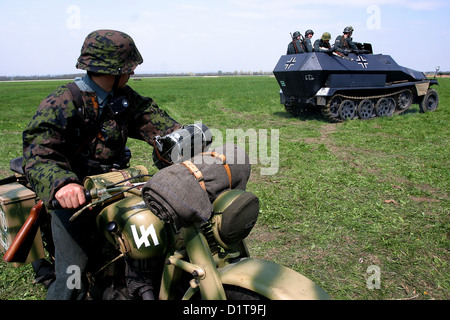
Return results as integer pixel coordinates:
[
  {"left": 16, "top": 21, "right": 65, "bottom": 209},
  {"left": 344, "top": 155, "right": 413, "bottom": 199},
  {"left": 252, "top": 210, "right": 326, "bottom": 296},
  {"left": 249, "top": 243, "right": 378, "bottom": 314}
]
[
  {"left": 348, "top": 38, "right": 358, "bottom": 50},
  {"left": 124, "top": 87, "right": 182, "bottom": 143},
  {"left": 313, "top": 40, "right": 320, "bottom": 52},
  {"left": 305, "top": 38, "right": 313, "bottom": 52},
  {"left": 22, "top": 86, "right": 82, "bottom": 208},
  {"left": 334, "top": 35, "right": 343, "bottom": 50}
]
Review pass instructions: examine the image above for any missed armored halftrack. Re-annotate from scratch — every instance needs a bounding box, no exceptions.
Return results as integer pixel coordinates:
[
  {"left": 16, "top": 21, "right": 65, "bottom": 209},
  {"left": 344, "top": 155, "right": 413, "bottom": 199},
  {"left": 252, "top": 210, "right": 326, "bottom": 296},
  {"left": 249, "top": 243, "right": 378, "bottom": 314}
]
[{"left": 273, "top": 44, "right": 439, "bottom": 122}]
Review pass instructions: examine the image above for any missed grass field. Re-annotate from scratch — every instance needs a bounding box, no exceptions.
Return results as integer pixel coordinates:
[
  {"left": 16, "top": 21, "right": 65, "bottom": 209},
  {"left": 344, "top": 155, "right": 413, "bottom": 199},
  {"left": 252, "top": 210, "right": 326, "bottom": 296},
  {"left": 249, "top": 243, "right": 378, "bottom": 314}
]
[{"left": 0, "top": 76, "right": 448, "bottom": 300}]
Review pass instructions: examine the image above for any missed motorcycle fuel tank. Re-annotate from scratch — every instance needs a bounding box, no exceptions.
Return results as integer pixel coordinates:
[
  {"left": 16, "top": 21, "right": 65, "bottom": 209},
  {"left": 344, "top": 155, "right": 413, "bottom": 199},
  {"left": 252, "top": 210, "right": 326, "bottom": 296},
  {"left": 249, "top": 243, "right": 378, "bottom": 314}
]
[{"left": 97, "top": 195, "right": 168, "bottom": 259}]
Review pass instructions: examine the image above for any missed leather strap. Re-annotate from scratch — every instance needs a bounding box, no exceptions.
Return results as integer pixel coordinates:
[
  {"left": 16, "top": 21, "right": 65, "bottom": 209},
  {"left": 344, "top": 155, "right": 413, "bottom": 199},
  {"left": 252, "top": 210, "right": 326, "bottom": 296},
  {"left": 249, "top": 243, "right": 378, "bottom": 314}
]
[
  {"left": 181, "top": 151, "right": 232, "bottom": 191},
  {"left": 205, "top": 152, "right": 232, "bottom": 189},
  {"left": 181, "top": 160, "right": 206, "bottom": 191}
]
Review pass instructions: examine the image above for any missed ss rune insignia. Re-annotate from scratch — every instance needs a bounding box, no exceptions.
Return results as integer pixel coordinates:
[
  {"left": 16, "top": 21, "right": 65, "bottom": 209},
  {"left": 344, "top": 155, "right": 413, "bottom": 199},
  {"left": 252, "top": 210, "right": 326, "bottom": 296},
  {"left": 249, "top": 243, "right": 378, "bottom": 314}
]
[{"left": 285, "top": 57, "right": 296, "bottom": 69}]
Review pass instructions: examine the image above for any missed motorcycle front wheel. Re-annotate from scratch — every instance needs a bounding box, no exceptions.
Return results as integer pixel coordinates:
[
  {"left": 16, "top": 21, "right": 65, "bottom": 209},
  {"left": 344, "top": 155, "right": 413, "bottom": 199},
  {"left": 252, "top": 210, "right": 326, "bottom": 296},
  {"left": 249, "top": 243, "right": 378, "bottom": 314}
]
[
  {"left": 189, "top": 285, "right": 268, "bottom": 300},
  {"left": 223, "top": 285, "right": 268, "bottom": 300}
]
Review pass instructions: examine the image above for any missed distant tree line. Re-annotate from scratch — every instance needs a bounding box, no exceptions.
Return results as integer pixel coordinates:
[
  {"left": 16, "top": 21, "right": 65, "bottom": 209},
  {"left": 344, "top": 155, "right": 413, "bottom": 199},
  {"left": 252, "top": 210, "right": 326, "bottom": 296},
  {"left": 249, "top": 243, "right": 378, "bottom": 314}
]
[
  {"left": 0, "top": 71, "right": 274, "bottom": 81},
  {"left": 426, "top": 71, "right": 450, "bottom": 77},
  {"left": 0, "top": 74, "right": 85, "bottom": 81},
  {"left": 1, "top": 70, "right": 447, "bottom": 81}
]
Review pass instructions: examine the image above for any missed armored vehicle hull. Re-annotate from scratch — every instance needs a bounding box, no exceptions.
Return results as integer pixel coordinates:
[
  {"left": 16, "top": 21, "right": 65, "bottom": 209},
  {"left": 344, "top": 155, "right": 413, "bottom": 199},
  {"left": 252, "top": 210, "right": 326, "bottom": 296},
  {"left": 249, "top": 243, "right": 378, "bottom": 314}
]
[{"left": 273, "top": 49, "right": 439, "bottom": 122}]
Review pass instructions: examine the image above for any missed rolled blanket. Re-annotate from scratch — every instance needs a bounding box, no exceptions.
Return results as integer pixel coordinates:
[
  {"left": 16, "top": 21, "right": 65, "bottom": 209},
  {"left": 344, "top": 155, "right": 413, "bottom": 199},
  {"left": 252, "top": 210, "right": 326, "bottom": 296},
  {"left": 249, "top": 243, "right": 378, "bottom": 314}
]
[{"left": 142, "top": 144, "right": 250, "bottom": 229}]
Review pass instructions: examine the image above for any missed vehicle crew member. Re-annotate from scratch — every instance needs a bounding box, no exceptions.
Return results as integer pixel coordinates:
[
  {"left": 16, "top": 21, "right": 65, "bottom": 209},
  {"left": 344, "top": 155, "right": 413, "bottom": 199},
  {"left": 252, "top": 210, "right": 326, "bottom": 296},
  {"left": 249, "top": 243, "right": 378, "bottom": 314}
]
[
  {"left": 334, "top": 26, "right": 358, "bottom": 53},
  {"left": 287, "top": 31, "right": 306, "bottom": 54},
  {"left": 314, "top": 32, "right": 333, "bottom": 52},
  {"left": 22, "top": 29, "right": 182, "bottom": 299},
  {"left": 304, "top": 29, "right": 314, "bottom": 52}
]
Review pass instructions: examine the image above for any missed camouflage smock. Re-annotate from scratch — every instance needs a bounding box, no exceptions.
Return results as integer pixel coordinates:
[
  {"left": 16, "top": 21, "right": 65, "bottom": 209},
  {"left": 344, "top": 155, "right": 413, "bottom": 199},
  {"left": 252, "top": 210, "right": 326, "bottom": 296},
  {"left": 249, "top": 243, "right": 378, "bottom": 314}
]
[{"left": 22, "top": 82, "right": 181, "bottom": 208}]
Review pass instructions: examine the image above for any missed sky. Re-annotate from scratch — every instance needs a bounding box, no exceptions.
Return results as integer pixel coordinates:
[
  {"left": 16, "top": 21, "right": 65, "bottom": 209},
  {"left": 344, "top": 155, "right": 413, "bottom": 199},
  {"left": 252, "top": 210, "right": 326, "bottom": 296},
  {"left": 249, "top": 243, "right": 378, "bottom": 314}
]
[{"left": 0, "top": 0, "right": 449, "bottom": 76}]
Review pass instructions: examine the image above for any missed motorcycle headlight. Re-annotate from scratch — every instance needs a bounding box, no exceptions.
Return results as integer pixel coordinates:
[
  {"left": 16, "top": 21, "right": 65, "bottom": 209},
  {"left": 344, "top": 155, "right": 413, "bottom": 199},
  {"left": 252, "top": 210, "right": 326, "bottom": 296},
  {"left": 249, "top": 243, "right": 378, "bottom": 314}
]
[{"left": 152, "top": 123, "right": 213, "bottom": 170}]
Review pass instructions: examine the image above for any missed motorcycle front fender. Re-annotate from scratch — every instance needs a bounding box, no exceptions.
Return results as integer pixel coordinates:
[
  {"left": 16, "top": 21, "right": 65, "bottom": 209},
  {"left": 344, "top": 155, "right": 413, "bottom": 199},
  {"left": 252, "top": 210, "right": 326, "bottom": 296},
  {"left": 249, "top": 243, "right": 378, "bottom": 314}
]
[{"left": 218, "top": 258, "right": 331, "bottom": 300}]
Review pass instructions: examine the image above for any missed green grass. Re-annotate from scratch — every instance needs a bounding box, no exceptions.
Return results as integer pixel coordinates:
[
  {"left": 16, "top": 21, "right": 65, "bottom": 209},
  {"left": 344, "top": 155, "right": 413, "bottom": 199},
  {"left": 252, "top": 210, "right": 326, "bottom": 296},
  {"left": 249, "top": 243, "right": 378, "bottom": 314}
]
[{"left": 0, "top": 76, "right": 448, "bottom": 300}]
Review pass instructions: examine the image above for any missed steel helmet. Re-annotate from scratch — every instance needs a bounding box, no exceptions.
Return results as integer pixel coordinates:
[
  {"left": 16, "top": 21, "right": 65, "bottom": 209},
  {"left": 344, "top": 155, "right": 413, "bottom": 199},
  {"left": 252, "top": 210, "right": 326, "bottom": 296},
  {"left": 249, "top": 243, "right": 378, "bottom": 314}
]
[
  {"left": 305, "top": 29, "right": 314, "bottom": 37},
  {"left": 321, "top": 32, "right": 331, "bottom": 41},
  {"left": 343, "top": 26, "right": 354, "bottom": 34},
  {"left": 292, "top": 31, "right": 301, "bottom": 38},
  {"left": 76, "top": 29, "right": 143, "bottom": 75}
]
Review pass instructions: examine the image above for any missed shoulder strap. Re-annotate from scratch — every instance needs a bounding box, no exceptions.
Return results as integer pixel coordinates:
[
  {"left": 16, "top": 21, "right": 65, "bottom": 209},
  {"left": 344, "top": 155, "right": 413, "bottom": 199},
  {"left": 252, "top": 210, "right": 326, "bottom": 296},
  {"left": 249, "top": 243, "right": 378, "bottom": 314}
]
[
  {"left": 292, "top": 40, "right": 299, "bottom": 53},
  {"left": 66, "top": 82, "right": 84, "bottom": 117},
  {"left": 66, "top": 82, "right": 99, "bottom": 157}
]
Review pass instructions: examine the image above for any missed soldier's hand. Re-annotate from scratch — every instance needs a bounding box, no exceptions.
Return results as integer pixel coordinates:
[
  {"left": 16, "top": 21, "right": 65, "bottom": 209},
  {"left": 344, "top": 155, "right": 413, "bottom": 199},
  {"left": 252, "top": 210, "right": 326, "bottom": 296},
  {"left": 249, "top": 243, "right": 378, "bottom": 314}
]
[{"left": 55, "top": 183, "right": 87, "bottom": 209}]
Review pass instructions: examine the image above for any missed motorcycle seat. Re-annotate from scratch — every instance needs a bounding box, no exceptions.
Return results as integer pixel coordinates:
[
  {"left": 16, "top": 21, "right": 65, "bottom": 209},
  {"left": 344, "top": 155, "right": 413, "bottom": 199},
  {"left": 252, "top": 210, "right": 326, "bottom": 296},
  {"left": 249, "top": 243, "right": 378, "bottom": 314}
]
[{"left": 10, "top": 157, "right": 25, "bottom": 175}]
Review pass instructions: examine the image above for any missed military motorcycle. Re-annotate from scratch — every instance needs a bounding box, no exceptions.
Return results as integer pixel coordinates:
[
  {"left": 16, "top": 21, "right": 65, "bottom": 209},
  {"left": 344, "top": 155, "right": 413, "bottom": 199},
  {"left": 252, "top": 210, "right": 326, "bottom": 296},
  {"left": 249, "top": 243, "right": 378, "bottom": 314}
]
[{"left": 0, "top": 130, "right": 330, "bottom": 300}]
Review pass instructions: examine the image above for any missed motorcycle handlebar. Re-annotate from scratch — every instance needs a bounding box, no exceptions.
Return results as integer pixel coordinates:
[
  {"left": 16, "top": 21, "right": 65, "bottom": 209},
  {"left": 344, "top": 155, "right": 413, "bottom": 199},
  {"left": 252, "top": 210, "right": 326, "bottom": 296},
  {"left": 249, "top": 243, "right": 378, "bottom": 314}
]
[{"left": 50, "top": 189, "right": 92, "bottom": 210}]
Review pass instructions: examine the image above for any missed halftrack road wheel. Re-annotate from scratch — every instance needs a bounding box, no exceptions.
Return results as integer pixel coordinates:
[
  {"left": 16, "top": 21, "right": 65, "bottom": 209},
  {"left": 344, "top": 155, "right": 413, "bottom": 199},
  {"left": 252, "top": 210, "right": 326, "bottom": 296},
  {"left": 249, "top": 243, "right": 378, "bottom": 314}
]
[
  {"left": 397, "top": 90, "right": 413, "bottom": 111},
  {"left": 375, "top": 97, "right": 395, "bottom": 117},
  {"left": 285, "top": 103, "right": 315, "bottom": 117},
  {"left": 285, "top": 103, "right": 300, "bottom": 116},
  {"left": 357, "top": 99, "right": 375, "bottom": 119},
  {"left": 339, "top": 100, "right": 356, "bottom": 120},
  {"left": 322, "top": 96, "right": 342, "bottom": 122},
  {"left": 419, "top": 89, "right": 439, "bottom": 113}
]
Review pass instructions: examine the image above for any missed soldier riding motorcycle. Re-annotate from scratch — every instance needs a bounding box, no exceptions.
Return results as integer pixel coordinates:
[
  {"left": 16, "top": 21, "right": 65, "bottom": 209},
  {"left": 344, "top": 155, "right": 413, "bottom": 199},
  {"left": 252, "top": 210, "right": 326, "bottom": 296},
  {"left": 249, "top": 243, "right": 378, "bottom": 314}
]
[
  {"left": 1, "top": 138, "right": 331, "bottom": 300},
  {"left": 0, "top": 29, "right": 330, "bottom": 300}
]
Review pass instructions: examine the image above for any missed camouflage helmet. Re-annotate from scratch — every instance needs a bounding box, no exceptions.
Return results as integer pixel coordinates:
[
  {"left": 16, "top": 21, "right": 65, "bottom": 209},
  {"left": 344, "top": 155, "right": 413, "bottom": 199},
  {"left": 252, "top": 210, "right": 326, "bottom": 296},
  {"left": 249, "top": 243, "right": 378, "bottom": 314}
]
[
  {"left": 76, "top": 29, "right": 143, "bottom": 75},
  {"left": 321, "top": 32, "right": 332, "bottom": 41}
]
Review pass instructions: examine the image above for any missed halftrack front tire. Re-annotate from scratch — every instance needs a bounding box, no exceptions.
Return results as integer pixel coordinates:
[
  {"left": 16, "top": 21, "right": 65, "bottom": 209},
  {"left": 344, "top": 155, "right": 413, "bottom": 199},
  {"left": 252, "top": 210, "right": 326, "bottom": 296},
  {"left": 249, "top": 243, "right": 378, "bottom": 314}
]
[{"left": 419, "top": 89, "right": 439, "bottom": 113}]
